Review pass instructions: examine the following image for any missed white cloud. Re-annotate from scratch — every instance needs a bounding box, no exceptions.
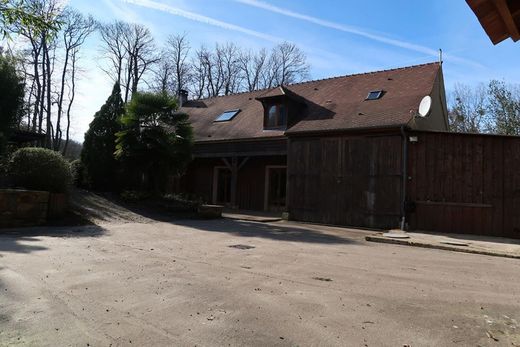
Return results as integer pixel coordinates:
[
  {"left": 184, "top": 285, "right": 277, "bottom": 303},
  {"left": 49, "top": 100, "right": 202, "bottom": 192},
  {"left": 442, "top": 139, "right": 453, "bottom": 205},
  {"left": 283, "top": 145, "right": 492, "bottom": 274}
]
[
  {"left": 122, "top": 0, "right": 283, "bottom": 43},
  {"left": 235, "top": 0, "right": 483, "bottom": 69}
]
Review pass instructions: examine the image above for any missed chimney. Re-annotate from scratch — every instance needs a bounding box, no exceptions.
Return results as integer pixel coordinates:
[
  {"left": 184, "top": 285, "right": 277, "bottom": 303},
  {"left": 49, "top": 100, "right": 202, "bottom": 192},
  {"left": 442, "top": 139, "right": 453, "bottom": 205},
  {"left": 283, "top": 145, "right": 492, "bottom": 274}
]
[{"left": 178, "top": 89, "right": 188, "bottom": 107}]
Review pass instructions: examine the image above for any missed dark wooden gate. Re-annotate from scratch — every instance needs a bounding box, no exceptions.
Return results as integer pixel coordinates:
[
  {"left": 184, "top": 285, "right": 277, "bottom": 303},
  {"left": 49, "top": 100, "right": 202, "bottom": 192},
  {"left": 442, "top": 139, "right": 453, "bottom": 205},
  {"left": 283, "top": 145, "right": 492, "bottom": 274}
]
[
  {"left": 407, "top": 131, "right": 520, "bottom": 239},
  {"left": 288, "top": 134, "right": 402, "bottom": 229}
]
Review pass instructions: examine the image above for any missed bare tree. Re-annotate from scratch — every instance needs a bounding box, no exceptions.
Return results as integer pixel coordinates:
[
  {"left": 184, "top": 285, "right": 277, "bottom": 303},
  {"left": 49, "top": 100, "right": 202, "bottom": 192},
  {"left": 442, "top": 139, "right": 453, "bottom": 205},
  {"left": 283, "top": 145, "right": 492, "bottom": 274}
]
[
  {"left": 217, "top": 42, "right": 241, "bottom": 95},
  {"left": 98, "top": 20, "right": 127, "bottom": 86},
  {"left": 448, "top": 83, "right": 489, "bottom": 133},
  {"left": 238, "top": 48, "right": 267, "bottom": 92},
  {"left": 11, "top": 0, "right": 96, "bottom": 151},
  {"left": 99, "top": 21, "right": 158, "bottom": 102},
  {"left": 190, "top": 42, "right": 242, "bottom": 98},
  {"left": 54, "top": 9, "right": 96, "bottom": 152},
  {"left": 264, "top": 42, "right": 309, "bottom": 87},
  {"left": 12, "top": 0, "right": 61, "bottom": 142},
  {"left": 122, "top": 23, "right": 159, "bottom": 102},
  {"left": 165, "top": 33, "right": 191, "bottom": 94},
  {"left": 190, "top": 46, "right": 208, "bottom": 99},
  {"left": 152, "top": 50, "right": 173, "bottom": 94},
  {"left": 200, "top": 45, "right": 222, "bottom": 97}
]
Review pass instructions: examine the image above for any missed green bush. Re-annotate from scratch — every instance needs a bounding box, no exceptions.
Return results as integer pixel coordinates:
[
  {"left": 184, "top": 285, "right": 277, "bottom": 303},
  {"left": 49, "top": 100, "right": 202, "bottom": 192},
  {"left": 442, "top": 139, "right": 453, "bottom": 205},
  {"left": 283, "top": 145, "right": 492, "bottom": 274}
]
[
  {"left": 70, "top": 159, "right": 84, "bottom": 187},
  {"left": 120, "top": 190, "right": 151, "bottom": 201},
  {"left": 8, "top": 147, "right": 72, "bottom": 193}
]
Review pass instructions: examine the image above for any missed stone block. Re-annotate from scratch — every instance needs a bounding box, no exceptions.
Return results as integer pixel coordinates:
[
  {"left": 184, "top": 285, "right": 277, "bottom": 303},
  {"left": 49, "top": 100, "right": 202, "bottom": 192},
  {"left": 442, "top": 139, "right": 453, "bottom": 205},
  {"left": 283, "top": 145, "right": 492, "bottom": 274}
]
[{"left": 197, "top": 204, "right": 223, "bottom": 219}]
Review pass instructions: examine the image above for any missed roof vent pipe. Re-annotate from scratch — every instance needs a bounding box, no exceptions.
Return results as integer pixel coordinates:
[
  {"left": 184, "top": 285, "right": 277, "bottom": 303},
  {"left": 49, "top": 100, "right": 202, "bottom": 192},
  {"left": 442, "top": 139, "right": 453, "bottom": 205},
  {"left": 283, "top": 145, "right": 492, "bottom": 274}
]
[{"left": 178, "top": 89, "right": 188, "bottom": 107}]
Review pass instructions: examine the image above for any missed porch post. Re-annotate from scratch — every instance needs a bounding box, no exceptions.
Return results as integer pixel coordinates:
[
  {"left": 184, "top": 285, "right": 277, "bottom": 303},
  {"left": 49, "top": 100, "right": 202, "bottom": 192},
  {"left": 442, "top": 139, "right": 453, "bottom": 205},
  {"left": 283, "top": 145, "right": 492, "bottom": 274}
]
[{"left": 230, "top": 156, "right": 238, "bottom": 209}]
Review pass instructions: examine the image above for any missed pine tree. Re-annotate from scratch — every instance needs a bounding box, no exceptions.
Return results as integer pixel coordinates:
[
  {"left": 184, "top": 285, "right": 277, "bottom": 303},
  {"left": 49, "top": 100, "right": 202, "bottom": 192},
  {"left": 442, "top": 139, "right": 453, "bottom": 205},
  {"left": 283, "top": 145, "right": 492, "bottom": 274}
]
[{"left": 81, "top": 83, "right": 124, "bottom": 190}]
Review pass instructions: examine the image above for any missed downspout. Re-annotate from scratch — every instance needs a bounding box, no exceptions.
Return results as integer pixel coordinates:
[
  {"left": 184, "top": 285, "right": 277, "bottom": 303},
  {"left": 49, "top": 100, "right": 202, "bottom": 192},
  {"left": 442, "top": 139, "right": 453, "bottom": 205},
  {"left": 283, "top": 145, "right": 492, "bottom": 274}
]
[{"left": 400, "top": 125, "right": 408, "bottom": 231}]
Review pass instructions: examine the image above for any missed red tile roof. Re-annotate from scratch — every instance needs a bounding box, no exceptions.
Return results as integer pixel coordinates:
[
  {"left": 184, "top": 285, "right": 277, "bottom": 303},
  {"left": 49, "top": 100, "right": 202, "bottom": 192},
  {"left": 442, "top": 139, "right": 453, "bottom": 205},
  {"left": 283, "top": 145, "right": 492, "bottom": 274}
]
[{"left": 180, "top": 62, "right": 441, "bottom": 142}]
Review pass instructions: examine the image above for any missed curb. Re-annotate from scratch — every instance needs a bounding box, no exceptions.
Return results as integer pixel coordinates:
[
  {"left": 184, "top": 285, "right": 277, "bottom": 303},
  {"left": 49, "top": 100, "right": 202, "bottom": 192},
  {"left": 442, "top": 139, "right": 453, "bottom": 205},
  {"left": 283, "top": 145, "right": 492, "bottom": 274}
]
[
  {"left": 222, "top": 215, "right": 282, "bottom": 223},
  {"left": 365, "top": 236, "right": 520, "bottom": 260}
]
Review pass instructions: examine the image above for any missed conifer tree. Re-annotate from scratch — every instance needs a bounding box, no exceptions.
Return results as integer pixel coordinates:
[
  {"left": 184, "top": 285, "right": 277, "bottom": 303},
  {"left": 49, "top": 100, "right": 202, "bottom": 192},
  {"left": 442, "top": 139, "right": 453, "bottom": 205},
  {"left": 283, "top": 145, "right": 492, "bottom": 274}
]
[{"left": 81, "top": 83, "right": 124, "bottom": 190}]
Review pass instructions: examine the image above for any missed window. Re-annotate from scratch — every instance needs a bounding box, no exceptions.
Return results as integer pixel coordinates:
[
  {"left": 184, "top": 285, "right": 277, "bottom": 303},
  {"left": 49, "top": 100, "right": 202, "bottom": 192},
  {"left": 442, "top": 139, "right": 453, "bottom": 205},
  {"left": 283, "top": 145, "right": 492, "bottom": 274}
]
[
  {"left": 366, "top": 90, "right": 384, "bottom": 100},
  {"left": 264, "top": 104, "right": 287, "bottom": 128},
  {"left": 214, "top": 109, "right": 240, "bottom": 122}
]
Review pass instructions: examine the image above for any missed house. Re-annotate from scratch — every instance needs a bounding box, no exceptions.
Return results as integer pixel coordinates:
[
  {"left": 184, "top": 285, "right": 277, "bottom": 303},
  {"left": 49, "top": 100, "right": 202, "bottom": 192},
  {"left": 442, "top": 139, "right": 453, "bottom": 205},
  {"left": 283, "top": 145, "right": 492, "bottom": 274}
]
[
  {"left": 177, "top": 62, "right": 447, "bottom": 224},
  {"left": 176, "top": 62, "right": 520, "bottom": 239}
]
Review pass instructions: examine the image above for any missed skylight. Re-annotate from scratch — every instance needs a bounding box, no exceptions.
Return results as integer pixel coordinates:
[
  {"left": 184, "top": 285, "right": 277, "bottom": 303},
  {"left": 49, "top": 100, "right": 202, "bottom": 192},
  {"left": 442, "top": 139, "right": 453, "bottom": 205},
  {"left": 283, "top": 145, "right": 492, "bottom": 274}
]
[
  {"left": 214, "top": 109, "right": 240, "bottom": 122},
  {"left": 366, "top": 90, "right": 384, "bottom": 101}
]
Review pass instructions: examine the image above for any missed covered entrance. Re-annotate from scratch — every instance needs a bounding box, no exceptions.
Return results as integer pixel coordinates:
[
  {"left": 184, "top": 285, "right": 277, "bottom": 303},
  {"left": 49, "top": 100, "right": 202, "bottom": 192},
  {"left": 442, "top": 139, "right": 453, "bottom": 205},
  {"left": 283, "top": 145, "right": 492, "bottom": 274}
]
[
  {"left": 213, "top": 167, "right": 232, "bottom": 205},
  {"left": 265, "top": 166, "right": 287, "bottom": 212}
]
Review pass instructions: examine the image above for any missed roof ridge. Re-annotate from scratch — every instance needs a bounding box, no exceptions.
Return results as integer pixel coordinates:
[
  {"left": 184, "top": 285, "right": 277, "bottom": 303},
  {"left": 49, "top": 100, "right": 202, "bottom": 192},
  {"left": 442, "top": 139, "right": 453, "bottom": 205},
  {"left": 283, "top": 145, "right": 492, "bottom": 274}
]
[
  {"left": 191, "top": 61, "right": 439, "bottom": 102},
  {"left": 287, "top": 61, "right": 439, "bottom": 87}
]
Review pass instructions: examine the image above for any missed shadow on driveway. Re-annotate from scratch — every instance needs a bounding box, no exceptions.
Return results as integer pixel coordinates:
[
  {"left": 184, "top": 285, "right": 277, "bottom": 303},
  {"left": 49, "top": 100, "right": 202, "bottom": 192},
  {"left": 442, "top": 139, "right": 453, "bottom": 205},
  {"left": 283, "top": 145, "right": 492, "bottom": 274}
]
[
  {"left": 0, "top": 225, "right": 106, "bottom": 255},
  {"left": 173, "top": 218, "right": 360, "bottom": 245}
]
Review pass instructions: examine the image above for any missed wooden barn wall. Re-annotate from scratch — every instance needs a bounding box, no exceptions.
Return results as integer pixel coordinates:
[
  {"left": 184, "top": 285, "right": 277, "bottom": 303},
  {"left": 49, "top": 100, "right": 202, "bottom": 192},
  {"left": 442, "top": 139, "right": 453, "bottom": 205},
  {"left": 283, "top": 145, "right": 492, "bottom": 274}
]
[
  {"left": 407, "top": 132, "right": 520, "bottom": 239},
  {"left": 174, "top": 156, "right": 286, "bottom": 210},
  {"left": 237, "top": 156, "right": 286, "bottom": 210},
  {"left": 174, "top": 158, "right": 219, "bottom": 203},
  {"left": 288, "top": 134, "right": 403, "bottom": 229}
]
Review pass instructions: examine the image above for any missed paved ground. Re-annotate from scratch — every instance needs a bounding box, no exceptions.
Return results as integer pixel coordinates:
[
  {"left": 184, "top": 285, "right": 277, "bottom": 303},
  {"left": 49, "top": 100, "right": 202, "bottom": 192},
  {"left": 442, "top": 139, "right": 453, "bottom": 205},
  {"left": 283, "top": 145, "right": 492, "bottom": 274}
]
[
  {"left": 1, "top": 196, "right": 520, "bottom": 346},
  {"left": 368, "top": 230, "right": 520, "bottom": 259}
]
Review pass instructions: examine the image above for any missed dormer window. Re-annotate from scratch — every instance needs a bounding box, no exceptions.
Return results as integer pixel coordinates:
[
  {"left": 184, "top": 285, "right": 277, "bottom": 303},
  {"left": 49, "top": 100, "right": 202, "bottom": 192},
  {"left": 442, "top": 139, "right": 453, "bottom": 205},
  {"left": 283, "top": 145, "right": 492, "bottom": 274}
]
[{"left": 265, "top": 103, "right": 287, "bottom": 128}]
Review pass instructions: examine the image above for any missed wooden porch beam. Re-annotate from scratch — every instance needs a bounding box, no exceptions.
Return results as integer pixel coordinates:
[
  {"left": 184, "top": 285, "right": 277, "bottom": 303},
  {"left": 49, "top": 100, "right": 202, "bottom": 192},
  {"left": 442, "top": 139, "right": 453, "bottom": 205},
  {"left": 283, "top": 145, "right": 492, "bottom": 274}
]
[
  {"left": 494, "top": 0, "right": 520, "bottom": 41},
  {"left": 238, "top": 157, "right": 250, "bottom": 171},
  {"left": 230, "top": 157, "right": 238, "bottom": 209},
  {"left": 221, "top": 158, "right": 232, "bottom": 170},
  {"left": 219, "top": 156, "right": 250, "bottom": 209}
]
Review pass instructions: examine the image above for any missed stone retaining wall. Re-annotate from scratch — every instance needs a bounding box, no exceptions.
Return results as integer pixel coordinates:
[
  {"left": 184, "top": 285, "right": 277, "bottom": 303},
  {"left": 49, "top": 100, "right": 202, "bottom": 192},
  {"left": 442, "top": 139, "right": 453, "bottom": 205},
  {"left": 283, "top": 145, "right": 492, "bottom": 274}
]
[{"left": 0, "top": 189, "right": 49, "bottom": 227}]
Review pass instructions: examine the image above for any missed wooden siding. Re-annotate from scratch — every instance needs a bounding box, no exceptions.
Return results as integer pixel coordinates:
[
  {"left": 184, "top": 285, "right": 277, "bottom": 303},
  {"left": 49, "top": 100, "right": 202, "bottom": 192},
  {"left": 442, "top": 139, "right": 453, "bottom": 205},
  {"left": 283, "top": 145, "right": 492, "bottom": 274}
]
[
  {"left": 194, "top": 138, "right": 286, "bottom": 158},
  {"left": 407, "top": 131, "right": 520, "bottom": 239},
  {"left": 175, "top": 156, "right": 286, "bottom": 210},
  {"left": 288, "top": 134, "right": 403, "bottom": 229}
]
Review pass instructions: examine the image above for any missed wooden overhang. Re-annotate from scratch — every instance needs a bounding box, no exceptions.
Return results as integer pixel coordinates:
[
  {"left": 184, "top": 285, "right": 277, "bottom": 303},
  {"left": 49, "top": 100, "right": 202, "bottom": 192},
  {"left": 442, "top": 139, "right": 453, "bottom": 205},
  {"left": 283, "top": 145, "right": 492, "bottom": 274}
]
[
  {"left": 8, "top": 130, "right": 46, "bottom": 144},
  {"left": 193, "top": 137, "right": 287, "bottom": 158},
  {"left": 467, "top": 0, "right": 520, "bottom": 44}
]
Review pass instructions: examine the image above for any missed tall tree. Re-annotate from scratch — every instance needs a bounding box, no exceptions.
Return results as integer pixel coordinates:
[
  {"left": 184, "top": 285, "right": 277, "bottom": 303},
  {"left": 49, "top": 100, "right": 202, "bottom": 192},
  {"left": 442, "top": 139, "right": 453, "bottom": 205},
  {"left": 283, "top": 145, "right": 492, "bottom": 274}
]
[
  {"left": 190, "top": 45, "right": 209, "bottom": 99},
  {"left": 264, "top": 42, "right": 309, "bottom": 87},
  {"left": 448, "top": 83, "right": 489, "bottom": 133},
  {"left": 218, "top": 42, "right": 241, "bottom": 95},
  {"left": 81, "top": 83, "right": 124, "bottom": 190},
  {"left": 98, "top": 20, "right": 127, "bottom": 86},
  {"left": 115, "top": 91, "right": 193, "bottom": 192},
  {"left": 123, "top": 23, "right": 158, "bottom": 102},
  {"left": 238, "top": 48, "right": 267, "bottom": 92},
  {"left": 11, "top": 0, "right": 61, "bottom": 146},
  {"left": 0, "top": 0, "right": 59, "bottom": 38},
  {"left": 0, "top": 53, "right": 24, "bottom": 155},
  {"left": 54, "top": 8, "right": 95, "bottom": 152},
  {"left": 165, "top": 32, "right": 191, "bottom": 94},
  {"left": 99, "top": 21, "right": 159, "bottom": 103},
  {"left": 487, "top": 80, "right": 520, "bottom": 136}
]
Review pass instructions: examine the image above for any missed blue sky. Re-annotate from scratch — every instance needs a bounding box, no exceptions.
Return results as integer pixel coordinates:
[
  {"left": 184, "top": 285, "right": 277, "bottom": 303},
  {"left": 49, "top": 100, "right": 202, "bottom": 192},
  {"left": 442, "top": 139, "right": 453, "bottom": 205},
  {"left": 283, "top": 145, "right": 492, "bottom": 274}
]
[{"left": 67, "top": 0, "right": 520, "bottom": 141}]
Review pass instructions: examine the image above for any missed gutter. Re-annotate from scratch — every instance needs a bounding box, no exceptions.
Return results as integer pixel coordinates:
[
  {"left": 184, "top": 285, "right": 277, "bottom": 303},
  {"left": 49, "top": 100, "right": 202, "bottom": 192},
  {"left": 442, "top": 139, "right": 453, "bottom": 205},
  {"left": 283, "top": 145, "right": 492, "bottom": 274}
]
[{"left": 400, "top": 125, "right": 408, "bottom": 231}]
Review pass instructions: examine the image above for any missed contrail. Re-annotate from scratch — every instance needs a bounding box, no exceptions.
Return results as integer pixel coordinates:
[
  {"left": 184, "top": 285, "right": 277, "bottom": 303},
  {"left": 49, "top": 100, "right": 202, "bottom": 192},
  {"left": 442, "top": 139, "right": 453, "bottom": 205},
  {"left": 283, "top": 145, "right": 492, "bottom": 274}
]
[
  {"left": 236, "top": 0, "right": 482, "bottom": 68},
  {"left": 122, "top": 0, "right": 282, "bottom": 43}
]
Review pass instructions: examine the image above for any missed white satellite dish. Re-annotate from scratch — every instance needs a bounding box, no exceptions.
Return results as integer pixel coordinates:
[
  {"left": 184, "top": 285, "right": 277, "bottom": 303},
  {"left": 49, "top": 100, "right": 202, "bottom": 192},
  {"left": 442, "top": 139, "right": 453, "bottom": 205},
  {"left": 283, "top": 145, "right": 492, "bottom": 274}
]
[{"left": 418, "top": 95, "right": 432, "bottom": 117}]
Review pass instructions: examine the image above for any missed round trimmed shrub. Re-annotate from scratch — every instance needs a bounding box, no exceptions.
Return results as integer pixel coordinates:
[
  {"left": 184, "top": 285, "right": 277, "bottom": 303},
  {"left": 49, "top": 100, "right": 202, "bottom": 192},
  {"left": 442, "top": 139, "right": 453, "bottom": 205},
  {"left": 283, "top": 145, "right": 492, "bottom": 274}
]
[{"left": 8, "top": 147, "right": 72, "bottom": 193}]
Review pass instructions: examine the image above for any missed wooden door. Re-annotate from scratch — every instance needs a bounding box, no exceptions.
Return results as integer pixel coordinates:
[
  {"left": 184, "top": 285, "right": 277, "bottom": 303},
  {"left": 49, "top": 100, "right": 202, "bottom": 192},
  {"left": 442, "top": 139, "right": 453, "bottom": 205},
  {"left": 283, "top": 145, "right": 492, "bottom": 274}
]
[
  {"left": 266, "top": 167, "right": 287, "bottom": 212},
  {"left": 214, "top": 167, "right": 232, "bottom": 205}
]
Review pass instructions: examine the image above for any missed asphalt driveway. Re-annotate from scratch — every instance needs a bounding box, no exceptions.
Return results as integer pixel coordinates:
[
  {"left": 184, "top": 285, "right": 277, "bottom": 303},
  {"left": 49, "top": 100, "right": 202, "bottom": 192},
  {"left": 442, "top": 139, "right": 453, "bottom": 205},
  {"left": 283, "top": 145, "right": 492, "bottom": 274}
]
[{"left": 1, "top": 217, "right": 519, "bottom": 346}]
